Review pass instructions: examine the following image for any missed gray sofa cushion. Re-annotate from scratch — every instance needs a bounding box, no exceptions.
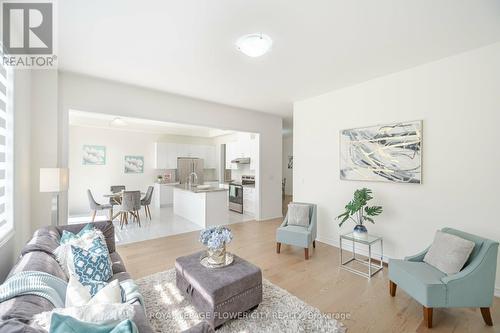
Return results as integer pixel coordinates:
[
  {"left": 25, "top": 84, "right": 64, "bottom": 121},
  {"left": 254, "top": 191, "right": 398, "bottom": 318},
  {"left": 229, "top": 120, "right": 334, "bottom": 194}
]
[
  {"left": 21, "top": 233, "right": 60, "bottom": 257},
  {"left": 0, "top": 294, "right": 54, "bottom": 325},
  {"left": 8, "top": 251, "right": 66, "bottom": 281},
  {"left": 110, "top": 251, "right": 127, "bottom": 274}
]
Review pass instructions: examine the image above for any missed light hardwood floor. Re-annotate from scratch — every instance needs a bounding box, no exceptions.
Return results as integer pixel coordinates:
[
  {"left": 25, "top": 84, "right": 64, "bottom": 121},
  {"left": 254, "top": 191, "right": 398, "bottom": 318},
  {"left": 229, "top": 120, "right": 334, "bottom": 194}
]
[{"left": 117, "top": 219, "right": 500, "bottom": 333}]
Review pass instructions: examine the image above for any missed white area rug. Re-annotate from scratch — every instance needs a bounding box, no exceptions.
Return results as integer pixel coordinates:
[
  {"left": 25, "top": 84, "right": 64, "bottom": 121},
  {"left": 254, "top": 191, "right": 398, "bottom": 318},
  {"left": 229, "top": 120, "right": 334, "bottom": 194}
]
[{"left": 137, "top": 269, "right": 346, "bottom": 333}]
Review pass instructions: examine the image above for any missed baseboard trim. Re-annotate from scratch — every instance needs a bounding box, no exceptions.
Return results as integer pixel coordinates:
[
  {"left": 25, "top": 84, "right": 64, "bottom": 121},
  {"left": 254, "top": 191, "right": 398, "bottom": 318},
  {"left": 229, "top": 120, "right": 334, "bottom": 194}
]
[{"left": 257, "top": 215, "right": 283, "bottom": 222}]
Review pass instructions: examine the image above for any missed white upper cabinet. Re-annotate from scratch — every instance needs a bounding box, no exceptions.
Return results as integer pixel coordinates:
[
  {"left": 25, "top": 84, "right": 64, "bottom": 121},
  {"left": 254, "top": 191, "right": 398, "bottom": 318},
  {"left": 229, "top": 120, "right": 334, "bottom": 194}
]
[
  {"left": 155, "top": 142, "right": 217, "bottom": 169},
  {"left": 204, "top": 145, "right": 217, "bottom": 169},
  {"left": 154, "top": 143, "right": 168, "bottom": 169},
  {"left": 224, "top": 134, "right": 258, "bottom": 170},
  {"left": 165, "top": 143, "right": 178, "bottom": 169},
  {"left": 225, "top": 142, "right": 237, "bottom": 170}
]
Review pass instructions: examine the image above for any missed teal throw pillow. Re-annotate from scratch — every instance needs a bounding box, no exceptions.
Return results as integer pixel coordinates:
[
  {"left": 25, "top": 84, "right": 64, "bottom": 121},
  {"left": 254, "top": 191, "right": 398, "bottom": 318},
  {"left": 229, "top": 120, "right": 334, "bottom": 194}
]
[
  {"left": 60, "top": 223, "right": 94, "bottom": 244},
  {"left": 49, "top": 314, "right": 138, "bottom": 333}
]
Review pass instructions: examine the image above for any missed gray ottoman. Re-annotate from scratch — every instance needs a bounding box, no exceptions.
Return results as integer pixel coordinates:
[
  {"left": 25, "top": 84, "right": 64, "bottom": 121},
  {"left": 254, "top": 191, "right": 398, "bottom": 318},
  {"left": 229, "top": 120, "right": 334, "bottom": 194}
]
[{"left": 175, "top": 251, "right": 262, "bottom": 329}]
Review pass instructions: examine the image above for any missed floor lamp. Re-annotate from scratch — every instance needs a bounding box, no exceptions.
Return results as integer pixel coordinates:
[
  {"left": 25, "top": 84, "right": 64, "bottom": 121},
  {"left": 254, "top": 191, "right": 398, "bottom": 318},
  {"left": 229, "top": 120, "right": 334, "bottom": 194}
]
[{"left": 40, "top": 168, "right": 69, "bottom": 226}]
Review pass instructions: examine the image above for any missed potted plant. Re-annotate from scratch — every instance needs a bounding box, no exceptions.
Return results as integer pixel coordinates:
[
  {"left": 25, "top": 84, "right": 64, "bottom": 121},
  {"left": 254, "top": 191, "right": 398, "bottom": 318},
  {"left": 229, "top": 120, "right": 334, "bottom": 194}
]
[
  {"left": 336, "top": 188, "right": 383, "bottom": 236},
  {"left": 199, "top": 226, "right": 233, "bottom": 266}
]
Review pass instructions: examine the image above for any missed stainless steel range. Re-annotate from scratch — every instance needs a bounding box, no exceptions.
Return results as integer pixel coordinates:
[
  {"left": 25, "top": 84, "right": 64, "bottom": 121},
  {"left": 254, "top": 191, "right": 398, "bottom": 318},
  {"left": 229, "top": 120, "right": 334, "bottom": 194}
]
[{"left": 229, "top": 175, "right": 255, "bottom": 214}]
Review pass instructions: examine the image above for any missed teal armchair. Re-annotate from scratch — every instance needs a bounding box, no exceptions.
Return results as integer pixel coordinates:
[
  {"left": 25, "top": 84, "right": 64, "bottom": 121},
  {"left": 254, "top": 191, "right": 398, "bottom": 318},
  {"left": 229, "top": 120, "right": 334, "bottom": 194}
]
[
  {"left": 276, "top": 202, "right": 317, "bottom": 260},
  {"left": 389, "top": 228, "right": 499, "bottom": 328}
]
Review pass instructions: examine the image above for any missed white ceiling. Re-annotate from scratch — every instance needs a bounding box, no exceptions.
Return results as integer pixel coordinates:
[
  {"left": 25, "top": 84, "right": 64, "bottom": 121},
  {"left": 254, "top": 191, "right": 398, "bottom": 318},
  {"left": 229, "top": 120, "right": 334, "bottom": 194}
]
[
  {"left": 59, "top": 0, "right": 500, "bottom": 129},
  {"left": 69, "top": 110, "right": 235, "bottom": 137}
]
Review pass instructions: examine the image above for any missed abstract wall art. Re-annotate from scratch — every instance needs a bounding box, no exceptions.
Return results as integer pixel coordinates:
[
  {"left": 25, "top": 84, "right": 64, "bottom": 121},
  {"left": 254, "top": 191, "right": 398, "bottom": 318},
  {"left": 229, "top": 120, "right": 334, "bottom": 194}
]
[
  {"left": 82, "top": 145, "right": 106, "bottom": 165},
  {"left": 340, "top": 121, "right": 422, "bottom": 184},
  {"left": 288, "top": 156, "right": 293, "bottom": 169},
  {"left": 124, "top": 155, "right": 144, "bottom": 174}
]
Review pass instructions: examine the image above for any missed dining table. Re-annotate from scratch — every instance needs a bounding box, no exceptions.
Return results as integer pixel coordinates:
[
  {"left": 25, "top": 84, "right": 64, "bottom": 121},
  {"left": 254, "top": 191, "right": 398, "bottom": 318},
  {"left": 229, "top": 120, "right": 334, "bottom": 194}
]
[{"left": 103, "top": 191, "right": 146, "bottom": 221}]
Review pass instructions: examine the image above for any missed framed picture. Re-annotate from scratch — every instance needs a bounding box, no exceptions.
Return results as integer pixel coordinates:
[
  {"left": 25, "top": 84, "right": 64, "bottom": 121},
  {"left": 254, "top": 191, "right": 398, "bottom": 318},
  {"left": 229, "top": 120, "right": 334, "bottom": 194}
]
[
  {"left": 124, "top": 155, "right": 144, "bottom": 174},
  {"left": 340, "top": 120, "right": 422, "bottom": 183},
  {"left": 82, "top": 145, "right": 106, "bottom": 165}
]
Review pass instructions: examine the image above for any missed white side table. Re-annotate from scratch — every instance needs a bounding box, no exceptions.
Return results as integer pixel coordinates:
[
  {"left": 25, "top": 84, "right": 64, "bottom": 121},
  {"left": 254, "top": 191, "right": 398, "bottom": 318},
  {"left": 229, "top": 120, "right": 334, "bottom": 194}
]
[{"left": 339, "top": 232, "right": 383, "bottom": 279}]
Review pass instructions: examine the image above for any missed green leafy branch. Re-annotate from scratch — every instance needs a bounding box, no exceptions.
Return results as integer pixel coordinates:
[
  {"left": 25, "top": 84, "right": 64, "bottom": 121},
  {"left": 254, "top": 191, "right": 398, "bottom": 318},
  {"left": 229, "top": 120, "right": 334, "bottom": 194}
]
[{"left": 336, "top": 188, "right": 383, "bottom": 227}]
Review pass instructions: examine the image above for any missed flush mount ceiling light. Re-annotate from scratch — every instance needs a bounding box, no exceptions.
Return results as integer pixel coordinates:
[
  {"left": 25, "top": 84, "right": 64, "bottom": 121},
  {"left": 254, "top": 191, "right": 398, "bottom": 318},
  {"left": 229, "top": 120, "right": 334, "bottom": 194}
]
[
  {"left": 110, "top": 117, "right": 127, "bottom": 127},
  {"left": 235, "top": 33, "right": 272, "bottom": 57}
]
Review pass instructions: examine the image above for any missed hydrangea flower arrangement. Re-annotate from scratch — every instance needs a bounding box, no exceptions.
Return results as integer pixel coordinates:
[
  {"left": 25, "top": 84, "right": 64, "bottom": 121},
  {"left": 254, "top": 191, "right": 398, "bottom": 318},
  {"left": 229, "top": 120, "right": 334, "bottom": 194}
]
[{"left": 199, "top": 226, "right": 233, "bottom": 249}]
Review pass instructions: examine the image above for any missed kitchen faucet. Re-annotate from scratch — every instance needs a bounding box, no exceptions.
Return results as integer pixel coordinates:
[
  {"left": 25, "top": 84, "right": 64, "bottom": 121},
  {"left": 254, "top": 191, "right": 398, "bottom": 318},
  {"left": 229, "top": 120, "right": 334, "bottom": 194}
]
[{"left": 187, "top": 172, "right": 198, "bottom": 187}]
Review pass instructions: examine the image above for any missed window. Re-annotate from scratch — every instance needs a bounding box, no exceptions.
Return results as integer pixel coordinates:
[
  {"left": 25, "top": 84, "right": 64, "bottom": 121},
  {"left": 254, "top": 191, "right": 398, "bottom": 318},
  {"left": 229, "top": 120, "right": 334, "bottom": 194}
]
[{"left": 0, "top": 61, "right": 13, "bottom": 240}]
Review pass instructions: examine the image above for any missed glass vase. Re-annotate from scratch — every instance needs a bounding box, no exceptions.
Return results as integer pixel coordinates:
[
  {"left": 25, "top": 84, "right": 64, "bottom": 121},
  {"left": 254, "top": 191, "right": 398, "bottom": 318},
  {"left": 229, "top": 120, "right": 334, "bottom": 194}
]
[{"left": 207, "top": 244, "right": 226, "bottom": 265}]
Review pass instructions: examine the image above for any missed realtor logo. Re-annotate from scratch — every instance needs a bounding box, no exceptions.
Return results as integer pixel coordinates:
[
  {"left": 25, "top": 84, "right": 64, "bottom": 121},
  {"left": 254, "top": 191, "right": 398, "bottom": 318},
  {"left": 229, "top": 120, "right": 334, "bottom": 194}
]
[
  {"left": 2, "top": 2, "right": 52, "bottom": 54},
  {"left": 1, "top": 1, "right": 56, "bottom": 68}
]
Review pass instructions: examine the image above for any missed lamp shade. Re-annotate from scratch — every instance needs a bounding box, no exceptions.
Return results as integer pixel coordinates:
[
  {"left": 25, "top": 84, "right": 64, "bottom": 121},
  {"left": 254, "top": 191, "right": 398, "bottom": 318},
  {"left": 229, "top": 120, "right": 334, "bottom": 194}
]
[{"left": 40, "top": 168, "right": 69, "bottom": 192}]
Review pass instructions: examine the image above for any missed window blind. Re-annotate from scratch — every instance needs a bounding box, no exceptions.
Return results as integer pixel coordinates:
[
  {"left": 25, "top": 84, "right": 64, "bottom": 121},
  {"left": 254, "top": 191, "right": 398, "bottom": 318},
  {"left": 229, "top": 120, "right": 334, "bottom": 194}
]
[{"left": 0, "top": 61, "right": 13, "bottom": 234}]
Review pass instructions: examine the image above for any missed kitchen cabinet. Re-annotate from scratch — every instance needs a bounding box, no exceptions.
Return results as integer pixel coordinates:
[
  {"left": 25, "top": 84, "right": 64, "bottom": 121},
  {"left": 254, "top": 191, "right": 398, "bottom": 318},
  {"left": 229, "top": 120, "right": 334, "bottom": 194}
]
[
  {"left": 243, "top": 186, "right": 255, "bottom": 216},
  {"left": 224, "top": 134, "right": 258, "bottom": 171},
  {"left": 155, "top": 143, "right": 217, "bottom": 169},
  {"left": 154, "top": 183, "right": 179, "bottom": 207},
  {"left": 225, "top": 142, "right": 237, "bottom": 170}
]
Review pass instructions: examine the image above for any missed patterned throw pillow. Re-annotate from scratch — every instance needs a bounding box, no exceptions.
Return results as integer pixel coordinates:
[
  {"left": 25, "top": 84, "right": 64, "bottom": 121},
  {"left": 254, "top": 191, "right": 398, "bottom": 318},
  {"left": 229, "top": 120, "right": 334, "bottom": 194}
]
[
  {"left": 54, "top": 229, "right": 108, "bottom": 278},
  {"left": 70, "top": 238, "right": 112, "bottom": 286},
  {"left": 78, "top": 278, "right": 108, "bottom": 297},
  {"left": 60, "top": 224, "right": 94, "bottom": 244}
]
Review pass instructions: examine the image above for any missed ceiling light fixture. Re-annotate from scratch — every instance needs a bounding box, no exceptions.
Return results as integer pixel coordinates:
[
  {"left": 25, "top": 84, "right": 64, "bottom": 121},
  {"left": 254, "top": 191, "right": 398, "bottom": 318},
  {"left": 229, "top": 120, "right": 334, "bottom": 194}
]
[
  {"left": 235, "top": 33, "right": 272, "bottom": 58},
  {"left": 110, "top": 117, "right": 127, "bottom": 127}
]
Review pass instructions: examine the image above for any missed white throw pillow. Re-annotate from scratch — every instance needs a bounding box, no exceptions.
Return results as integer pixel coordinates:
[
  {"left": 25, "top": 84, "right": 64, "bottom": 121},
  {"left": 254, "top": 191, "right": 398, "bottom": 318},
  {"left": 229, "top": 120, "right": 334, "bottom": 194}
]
[
  {"left": 423, "top": 230, "right": 475, "bottom": 275},
  {"left": 65, "top": 275, "right": 121, "bottom": 307},
  {"left": 287, "top": 204, "right": 310, "bottom": 227}
]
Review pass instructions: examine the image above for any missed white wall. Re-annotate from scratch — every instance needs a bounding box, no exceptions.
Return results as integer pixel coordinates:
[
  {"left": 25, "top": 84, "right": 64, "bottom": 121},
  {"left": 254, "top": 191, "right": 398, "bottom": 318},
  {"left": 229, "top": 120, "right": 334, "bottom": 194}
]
[
  {"left": 294, "top": 42, "right": 500, "bottom": 291},
  {"left": 282, "top": 136, "right": 293, "bottom": 195},
  {"left": 59, "top": 72, "right": 282, "bottom": 220},
  {"left": 69, "top": 126, "right": 160, "bottom": 215}
]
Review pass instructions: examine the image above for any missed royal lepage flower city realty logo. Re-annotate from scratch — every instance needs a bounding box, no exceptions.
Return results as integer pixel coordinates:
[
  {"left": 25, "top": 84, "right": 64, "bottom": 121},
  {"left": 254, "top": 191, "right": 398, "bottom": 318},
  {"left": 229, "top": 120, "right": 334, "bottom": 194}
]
[{"left": 0, "top": 0, "right": 57, "bottom": 68}]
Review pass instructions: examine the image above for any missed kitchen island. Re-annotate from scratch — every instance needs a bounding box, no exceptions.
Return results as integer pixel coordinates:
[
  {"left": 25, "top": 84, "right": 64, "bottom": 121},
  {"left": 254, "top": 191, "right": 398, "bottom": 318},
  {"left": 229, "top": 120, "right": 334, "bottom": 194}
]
[{"left": 173, "top": 185, "right": 228, "bottom": 228}]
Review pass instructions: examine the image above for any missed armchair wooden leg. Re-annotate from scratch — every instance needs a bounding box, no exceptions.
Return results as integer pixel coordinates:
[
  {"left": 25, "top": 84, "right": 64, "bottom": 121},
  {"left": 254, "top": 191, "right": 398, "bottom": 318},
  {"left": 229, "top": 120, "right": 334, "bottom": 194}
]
[
  {"left": 389, "top": 281, "right": 397, "bottom": 297},
  {"left": 91, "top": 210, "right": 96, "bottom": 222},
  {"left": 304, "top": 248, "right": 309, "bottom": 260},
  {"left": 276, "top": 242, "right": 281, "bottom": 254},
  {"left": 147, "top": 205, "right": 152, "bottom": 220},
  {"left": 313, "top": 240, "right": 316, "bottom": 248},
  {"left": 423, "top": 306, "right": 433, "bottom": 329},
  {"left": 480, "top": 307, "right": 493, "bottom": 326}
]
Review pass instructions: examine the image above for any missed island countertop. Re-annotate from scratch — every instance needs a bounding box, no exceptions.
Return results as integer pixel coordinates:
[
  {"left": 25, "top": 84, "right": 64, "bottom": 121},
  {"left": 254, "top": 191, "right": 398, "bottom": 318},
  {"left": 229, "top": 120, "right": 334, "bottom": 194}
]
[{"left": 173, "top": 184, "right": 228, "bottom": 193}]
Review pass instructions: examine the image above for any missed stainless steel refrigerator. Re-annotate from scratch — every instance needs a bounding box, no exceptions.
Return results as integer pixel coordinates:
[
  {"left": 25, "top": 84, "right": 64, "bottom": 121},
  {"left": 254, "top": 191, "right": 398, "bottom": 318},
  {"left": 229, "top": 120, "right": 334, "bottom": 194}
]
[{"left": 177, "top": 158, "right": 204, "bottom": 184}]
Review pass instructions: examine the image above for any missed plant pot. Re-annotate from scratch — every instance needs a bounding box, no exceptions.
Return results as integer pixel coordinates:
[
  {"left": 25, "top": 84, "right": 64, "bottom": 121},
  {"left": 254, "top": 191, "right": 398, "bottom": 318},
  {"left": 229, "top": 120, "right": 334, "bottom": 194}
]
[
  {"left": 353, "top": 224, "right": 368, "bottom": 237},
  {"left": 207, "top": 244, "right": 226, "bottom": 266}
]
